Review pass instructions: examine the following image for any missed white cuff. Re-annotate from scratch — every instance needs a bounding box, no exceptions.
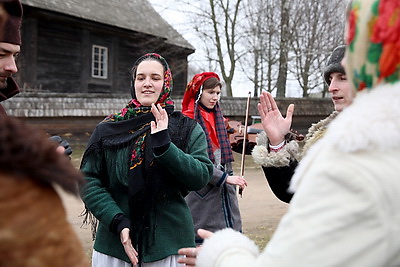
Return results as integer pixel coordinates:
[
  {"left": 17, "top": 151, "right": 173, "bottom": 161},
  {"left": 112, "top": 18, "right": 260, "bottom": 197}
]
[
  {"left": 269, "top": 140, "right": 286, "bottom": 150},
  {"left": 197, "top": 228, "right": 259, "bottom": 267}
]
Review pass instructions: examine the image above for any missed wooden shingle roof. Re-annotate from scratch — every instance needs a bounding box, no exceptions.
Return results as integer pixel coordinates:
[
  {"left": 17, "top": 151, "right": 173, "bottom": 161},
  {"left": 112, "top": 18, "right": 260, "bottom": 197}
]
[
  {"left": 21, "top": 0, "right": 194, "bottom": 50},
  {"left": 220, "top": 97, "right": 334, "bottom": 117}
]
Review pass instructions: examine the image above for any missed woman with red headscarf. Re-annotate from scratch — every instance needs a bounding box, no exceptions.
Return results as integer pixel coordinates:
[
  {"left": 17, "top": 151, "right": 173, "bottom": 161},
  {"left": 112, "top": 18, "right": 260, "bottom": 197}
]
[{"left": 181, "top": 72, "right": 247, "bottom": 245}]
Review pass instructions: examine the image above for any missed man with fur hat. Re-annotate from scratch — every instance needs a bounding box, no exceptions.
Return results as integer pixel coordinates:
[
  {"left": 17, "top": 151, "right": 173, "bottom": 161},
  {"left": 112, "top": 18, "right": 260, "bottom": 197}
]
[
  {"left": 251, "top": 45, "right": 355, "bottom": 203},
  {"left": 0, "top": 0, "right": 73, "bottom": 156},
  {"left": 0, "top": 0, "right": 22, "bottom": 115}
]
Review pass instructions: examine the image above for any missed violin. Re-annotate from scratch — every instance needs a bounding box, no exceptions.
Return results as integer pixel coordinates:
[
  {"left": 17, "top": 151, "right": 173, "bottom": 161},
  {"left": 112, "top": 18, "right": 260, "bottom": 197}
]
[
  {"left": 226, "top": 120, "right": 304, "bottom": 155},
  {"left": 226, "top": 120, "right": 262, "bottom": 155}
]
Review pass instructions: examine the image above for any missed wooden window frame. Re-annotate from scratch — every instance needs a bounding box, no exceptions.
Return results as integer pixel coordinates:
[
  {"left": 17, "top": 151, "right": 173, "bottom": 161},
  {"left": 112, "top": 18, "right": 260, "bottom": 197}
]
[{"left": 91, "top": 45, "right": 108, "bottom": 79}]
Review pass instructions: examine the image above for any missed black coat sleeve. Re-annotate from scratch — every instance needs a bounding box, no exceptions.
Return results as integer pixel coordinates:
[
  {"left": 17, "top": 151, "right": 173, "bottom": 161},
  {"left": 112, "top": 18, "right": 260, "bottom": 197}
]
[{"left": 261, "top": 160, "right": 298, "bottom": 203}]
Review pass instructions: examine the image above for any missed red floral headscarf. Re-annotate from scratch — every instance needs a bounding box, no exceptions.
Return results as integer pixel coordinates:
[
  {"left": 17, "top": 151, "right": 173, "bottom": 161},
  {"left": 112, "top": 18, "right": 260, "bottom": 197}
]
[
  {"left": 345, "top": 0, "right": 400, "bottom": 91},
  {"left": 181, "top": 72, "right": 220, "bottom": 115},
  {"left": 102, "top": 53, "right": 175, "bottom": 170}
]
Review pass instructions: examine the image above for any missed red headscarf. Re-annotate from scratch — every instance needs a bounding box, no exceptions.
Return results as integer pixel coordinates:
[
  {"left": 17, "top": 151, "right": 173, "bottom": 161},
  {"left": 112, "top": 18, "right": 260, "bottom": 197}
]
[
  {"left": 182, "top": 72, "right": 234, "bottom": 164},
  {"left": 182, "top": 72, "right": 220, "bottom": 116}
]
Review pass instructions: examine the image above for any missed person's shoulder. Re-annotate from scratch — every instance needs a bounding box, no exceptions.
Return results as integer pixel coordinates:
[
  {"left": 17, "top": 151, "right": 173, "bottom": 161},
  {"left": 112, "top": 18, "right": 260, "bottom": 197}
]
[
  {"left": 171, "top": 111, "right": 197, "bottom": 124},
  {"left": 326, "top": 83, "right": 400, "bottom": 153},
  {"left": 171, "top": 110, "right": 184, "bottom": 118},
  {"left": 169, "top": 111, "right": 198, "bottom": 133},
  {"left": 182, "top": 109, "right": 195, "bottom": 119}
]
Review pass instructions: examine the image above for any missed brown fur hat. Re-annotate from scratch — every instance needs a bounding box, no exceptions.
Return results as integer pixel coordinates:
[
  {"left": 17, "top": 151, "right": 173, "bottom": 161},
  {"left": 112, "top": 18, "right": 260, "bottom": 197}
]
[{"left": 0, "top": 0, "right": 22, "bottom": 45}]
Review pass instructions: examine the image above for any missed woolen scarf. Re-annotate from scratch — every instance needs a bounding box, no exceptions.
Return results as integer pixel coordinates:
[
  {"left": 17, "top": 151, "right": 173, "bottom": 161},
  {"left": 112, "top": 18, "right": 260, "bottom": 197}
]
[
  {"left": 104, "top": 53, "right": 174, "bottom": 171},
  {"left": 81, "top": 53, "right": 177, "bottom": 258}
]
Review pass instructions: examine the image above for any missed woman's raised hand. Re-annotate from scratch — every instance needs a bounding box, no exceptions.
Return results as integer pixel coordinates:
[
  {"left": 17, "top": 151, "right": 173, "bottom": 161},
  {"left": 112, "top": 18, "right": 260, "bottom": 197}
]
[
  {"left": 258, "top": 91, "right": 294, "bottom": 145},
  {"left": 151, "top": 103, "right": 169, "bottom": 134}
]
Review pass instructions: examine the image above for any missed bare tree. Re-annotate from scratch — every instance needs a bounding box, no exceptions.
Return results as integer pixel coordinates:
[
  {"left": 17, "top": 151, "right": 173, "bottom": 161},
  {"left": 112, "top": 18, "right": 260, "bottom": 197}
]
[
  {"left": 289, "top": 0, "right": 345, "bottom": 97},
  {"left": 207, "top": 0, "right": 244, "bottom": 96},
  {"left": 240, "top": 0, "right": 280, "bottom": 97},
  {"left": 158, "top": 0, "right": 246, "bottom": 96},
  {"left": 276, "top": 0, "right": 291, "bottom": 97},
  {"left": 149, "top": 0, "right": 347, "bottom": 98}
]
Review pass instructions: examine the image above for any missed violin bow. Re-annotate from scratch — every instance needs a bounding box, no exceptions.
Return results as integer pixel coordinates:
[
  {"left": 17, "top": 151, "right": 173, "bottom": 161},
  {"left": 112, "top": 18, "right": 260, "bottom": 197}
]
[{"left": 239, "top": 91, "right": 251, "bottom": 196}]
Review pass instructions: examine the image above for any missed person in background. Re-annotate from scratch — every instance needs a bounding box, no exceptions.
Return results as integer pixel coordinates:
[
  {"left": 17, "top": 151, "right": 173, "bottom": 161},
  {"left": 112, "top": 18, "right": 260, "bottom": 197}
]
[
  {"left": 181, "top": 72, "right": 247, "bottom": 245},
  {"left": 80, "top": 53, "right": 213, "bottom": 267},
  {"left": 0, "top": 0, "right": 73, "bottom": 156},
  {"left": 0, "top": 115, "right": 89, "bottom": 267},
  {"left": 178, "top": 0, "right": 400, "bottom": 265},
  {"left": 252, "top": 45, "right": 354, "bottom": 203},
  {"left": 0, "top": 0, "right": 21, "bottom": 115}
]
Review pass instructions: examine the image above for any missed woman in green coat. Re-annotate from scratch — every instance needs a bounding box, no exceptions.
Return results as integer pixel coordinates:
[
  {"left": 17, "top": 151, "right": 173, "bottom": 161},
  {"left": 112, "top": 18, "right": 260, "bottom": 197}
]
[{"left": 80, "top": 53, "right": 213, "bottom": 267}]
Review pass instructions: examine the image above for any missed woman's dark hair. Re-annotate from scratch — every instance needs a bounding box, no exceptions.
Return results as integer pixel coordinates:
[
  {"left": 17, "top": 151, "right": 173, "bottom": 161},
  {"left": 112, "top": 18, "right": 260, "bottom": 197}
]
[
  {"left": 131, "top": 54, "right": 166, "bottom": 78},
  {"left": 202, "top": 77, "right": 222, "bottom": 90},
  {"left": 129, "top": 53, "right": 170, "bottom": 100}
]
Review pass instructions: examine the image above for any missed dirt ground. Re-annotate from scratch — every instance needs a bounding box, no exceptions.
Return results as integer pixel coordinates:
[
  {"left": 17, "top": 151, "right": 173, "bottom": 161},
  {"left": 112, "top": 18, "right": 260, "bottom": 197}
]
[{"left": 59, "top": 158, "right": 289, "bottom": 259}]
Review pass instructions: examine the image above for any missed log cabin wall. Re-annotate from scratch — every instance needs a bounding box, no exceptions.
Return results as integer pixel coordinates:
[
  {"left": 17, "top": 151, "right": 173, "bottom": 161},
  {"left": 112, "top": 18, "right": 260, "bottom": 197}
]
[
  {"left": 3, "top": 94, "right": 334, "bottom": 144},
  {"left": 16, "top": 2, "right": 194, "bottom": 97}
]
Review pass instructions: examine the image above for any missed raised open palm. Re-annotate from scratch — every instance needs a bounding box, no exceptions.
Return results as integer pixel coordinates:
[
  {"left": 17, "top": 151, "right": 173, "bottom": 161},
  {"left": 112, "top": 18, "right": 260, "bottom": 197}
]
[{"left": 257, "top": 91, "right": 294, "bottom": 145}]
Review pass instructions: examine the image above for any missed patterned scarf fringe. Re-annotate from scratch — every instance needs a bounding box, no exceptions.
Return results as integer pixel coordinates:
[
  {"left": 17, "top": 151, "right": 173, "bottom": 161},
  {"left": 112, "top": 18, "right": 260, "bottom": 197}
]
[{"left": 80, "top": 207, "right": 98, "bottom": 241}]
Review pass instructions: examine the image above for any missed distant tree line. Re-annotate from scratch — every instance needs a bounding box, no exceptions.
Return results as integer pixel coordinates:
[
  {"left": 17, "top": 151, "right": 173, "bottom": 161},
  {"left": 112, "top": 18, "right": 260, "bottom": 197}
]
[{"left": 156, "top": 0, "right": 346, "bottom": 97}]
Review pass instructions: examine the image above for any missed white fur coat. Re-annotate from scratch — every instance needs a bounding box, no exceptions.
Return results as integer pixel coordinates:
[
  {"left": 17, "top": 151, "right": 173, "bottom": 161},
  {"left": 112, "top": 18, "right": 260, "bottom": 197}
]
[{"left": 197, "top": 82, "right": 400, "bottom": 267}]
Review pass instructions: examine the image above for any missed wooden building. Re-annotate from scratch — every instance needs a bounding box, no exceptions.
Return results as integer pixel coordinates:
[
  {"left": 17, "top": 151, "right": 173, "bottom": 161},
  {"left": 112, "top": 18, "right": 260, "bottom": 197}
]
[
  {"left": 16, "top": 0, "right": 194, "bottom": 96},
  {"left": 4, "top": 1, "right": 335, "bottom": 146}
]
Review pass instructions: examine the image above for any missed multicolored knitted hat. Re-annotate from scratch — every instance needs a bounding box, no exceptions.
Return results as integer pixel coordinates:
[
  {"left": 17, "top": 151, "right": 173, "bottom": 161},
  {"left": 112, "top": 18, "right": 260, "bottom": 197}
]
[{"left": 323, "top": 45, "right": 346, "bottom": 85}]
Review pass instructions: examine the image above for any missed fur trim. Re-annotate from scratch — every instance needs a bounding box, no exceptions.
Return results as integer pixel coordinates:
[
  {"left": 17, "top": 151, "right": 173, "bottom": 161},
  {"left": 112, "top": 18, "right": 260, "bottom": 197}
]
[
  {"left": 252, "top": 131, "right": 300, "bottom": 167},
  {"left": 197, "top": 228, "right": 259, "bottom": 267},
  {"left": 255, "top": 130, "right": 269, "bottom": 146},
  {"left": 302, "top": 111, "right": 338, "bottom": 155},
  {"left": 289, "top": 82, "right": 400, "bottom": 192},
  {"left": 324, "top": 83, "right": 400, "bottom": 152}
]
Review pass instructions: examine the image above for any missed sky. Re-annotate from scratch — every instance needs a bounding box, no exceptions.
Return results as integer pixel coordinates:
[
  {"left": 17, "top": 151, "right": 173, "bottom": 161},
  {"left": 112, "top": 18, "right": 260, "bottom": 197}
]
[{"left": 148, "top": 0, "right": 302, "bottom": 98}]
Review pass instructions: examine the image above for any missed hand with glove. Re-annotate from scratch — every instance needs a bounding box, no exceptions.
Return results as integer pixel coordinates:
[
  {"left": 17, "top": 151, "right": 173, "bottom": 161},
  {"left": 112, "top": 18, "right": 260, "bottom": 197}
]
[{"left": 49, "top": 135, "right": 73, "bottom": 157}]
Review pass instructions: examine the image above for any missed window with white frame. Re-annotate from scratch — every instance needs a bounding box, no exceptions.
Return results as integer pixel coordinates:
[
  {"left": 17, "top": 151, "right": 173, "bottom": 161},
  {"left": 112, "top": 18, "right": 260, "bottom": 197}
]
[{"left": 92, "top": 45, "right": 108, "bottom": 79}]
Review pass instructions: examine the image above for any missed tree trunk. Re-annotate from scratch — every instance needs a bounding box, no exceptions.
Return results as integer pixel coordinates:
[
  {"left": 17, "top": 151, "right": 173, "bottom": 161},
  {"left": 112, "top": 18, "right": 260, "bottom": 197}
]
[{"left": 276, "top": 0, "right": 290, "bottom": 97}]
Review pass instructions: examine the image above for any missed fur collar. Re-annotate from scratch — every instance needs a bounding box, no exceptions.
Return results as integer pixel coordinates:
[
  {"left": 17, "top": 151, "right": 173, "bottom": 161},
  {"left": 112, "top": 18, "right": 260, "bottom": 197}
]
[
  {"left": 290, "top": 82, "right": 400, "bottom": 192},
  {"left": 251, "top": 112, "right": 337, "bottom": 167},
  {"left": 302, "top": 111, "right": 338, "bottom": 155},
  {"left": 323, "top": 82, "right": 400, "bottom": 152}
]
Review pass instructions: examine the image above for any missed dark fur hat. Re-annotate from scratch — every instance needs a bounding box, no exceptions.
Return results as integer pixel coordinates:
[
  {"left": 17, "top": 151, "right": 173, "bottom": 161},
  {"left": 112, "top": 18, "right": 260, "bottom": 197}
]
[
  {"left": 0, "top": 0, "right": 22, "bottom": 45},
  {"left": 323, "top": 45, "right": 346, "bottom": 85}
]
